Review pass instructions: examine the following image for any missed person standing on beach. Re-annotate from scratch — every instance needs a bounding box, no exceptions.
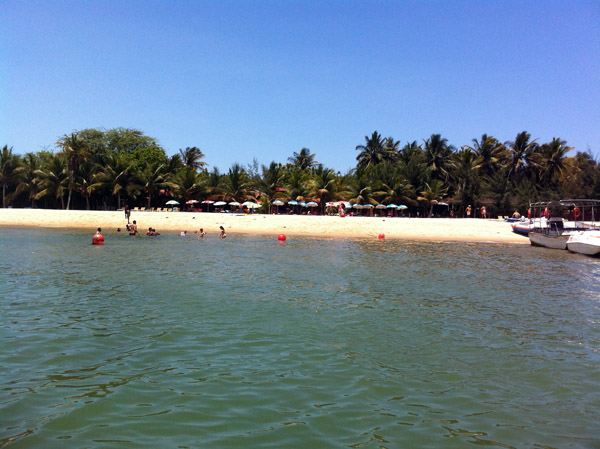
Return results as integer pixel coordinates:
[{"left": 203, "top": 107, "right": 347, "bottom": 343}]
[{"left": 125, "top": 205, "right": 131, "bottom": 224}]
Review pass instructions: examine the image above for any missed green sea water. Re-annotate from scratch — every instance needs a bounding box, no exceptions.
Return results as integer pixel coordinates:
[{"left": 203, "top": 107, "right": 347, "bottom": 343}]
[{"left": 1, "top": 227, "right": 599, "bottom": 448}]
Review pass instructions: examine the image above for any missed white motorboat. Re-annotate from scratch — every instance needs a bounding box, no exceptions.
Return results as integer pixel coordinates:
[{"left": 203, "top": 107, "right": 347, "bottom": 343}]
[
  {"left": 528, "top": 217, "right": 572, "bottom": 249},
  {"left": 567, "top": 231, "right": 600, "bottom": 256}
]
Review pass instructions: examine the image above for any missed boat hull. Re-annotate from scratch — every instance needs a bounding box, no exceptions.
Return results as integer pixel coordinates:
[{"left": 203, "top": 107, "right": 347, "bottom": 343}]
[
  {"left": 511, "top": 223, "right": 532, "bottom": 236},
  {"left": 566, "top": 231, "right": 600, "bottom": 256},
  {"left": 529, "top": 231, "right": 569, "bottom": 250}
]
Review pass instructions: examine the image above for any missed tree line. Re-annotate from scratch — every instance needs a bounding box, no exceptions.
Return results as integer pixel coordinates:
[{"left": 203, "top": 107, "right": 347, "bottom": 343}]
[{"left": 1, "top": 127, "right": 599, "bottom": 217}]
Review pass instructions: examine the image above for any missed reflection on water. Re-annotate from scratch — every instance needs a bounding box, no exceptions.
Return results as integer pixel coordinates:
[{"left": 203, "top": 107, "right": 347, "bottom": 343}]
[{"left": 1, "top": 227, "right": 599, "bottom": 448}]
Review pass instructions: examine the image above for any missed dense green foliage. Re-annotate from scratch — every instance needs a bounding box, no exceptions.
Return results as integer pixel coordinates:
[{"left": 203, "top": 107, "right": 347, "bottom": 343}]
[{"left": 1, "top": 128, "right": 599, "bottom": 216}]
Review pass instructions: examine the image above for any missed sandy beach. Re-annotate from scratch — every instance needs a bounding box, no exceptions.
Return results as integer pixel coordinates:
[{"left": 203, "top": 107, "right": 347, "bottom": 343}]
[{"left": 0, "top": 208, "right": 525, "bottom": 243}]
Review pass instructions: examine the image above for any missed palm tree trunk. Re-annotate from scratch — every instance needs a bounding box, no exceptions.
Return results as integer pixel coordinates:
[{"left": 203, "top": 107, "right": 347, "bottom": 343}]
[
  {"left": 2, "top": 184, "right": 5, "bottom": 208},
  {"left": 66, "top": 187, "right": 72, "bottom": 210}
]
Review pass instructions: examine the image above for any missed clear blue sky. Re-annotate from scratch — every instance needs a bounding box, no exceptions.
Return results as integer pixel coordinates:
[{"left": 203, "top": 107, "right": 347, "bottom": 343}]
[{"left": 2, "top": 0, "right": 599, "bottom": 172}]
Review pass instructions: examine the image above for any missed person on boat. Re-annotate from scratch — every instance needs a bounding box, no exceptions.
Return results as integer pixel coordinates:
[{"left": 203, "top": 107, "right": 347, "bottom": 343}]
[
  {"left": 512, "top": 211, "right": 521, "bottom": 218},
  {"left": 219, "top": 226, "right": 227, "bottom": 238}
]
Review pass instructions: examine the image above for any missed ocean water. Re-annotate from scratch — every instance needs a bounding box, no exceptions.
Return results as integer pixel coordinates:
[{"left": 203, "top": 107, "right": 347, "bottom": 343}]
[{"left": 1, "top": 227, "right": 599, "bottom": 448}]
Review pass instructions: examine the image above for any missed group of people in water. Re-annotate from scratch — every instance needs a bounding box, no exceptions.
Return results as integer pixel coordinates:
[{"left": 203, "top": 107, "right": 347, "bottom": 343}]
[
  {"left": 93, "top": 207, "right": 228, "bottom": 243},
  {"left": 96, "top": 223, "right": 226, "bottom": 242}
]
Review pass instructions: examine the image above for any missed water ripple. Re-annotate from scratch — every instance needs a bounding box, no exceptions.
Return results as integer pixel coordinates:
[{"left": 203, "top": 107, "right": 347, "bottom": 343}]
[{"left": 1, "top": 228, "right": 599, "bottom": 448}]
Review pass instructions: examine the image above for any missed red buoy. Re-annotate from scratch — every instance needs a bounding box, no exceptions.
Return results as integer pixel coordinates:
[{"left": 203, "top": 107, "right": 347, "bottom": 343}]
[
  {"left": 378, "top": 233, "right": 385, "bottom": 239},
  {"left": 277, "top": 234, "right": 286, "bottom": 241},
  {"left": 92, "top": 234, "right": 104, "bottom": 245},
  {"left": 92, "top": 228, "right": 104, "bottom": 245}
]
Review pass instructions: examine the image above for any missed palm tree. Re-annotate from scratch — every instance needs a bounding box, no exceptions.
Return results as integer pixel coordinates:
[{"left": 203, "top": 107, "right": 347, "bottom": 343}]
[
  {"left": 355, "top": 131, "right": 397, "bottom": 172},
  {"left": 288, "top": 148, "right": 317, "bottom": 170},
  {"left": 219, "top": 163, "right": 252, "bottom": 202},
  {"left": 374, "top": 177, "right": 417, "bottom": 207},
  {"left": 16, "top": 153, "right": 41, "bottom": 208},
  {"left": 347, "top": 175, "right": 376, "bottom": 206},
  {"left": 506, "top": 131, "right": 538, "bottom": 184},
  {"left": 57, "top": 133, "right": 90, "bottom": 210},
  {"left": 535, "top": 138, "right": 573, "bottom": 187},
  {"left": 418, "top": 179, "right": 448, "bottom": 217},
  {"left": 0, "top": 145, "right": 23, "bottom": 208},
  {"left": 424, "top": 134, "right": 454, "bottom": 182},
  {"left": 464, "top": 134, "right": 506, "bottom": 181},
  {"left": 96, "top": 152, "right": 136, "bottom": 209},
  {"left": 307, "top": 166, "right": 338, "bottom": 214},
  {"left": 284, "top": 168, "right": 310, "bottom": 202},
  {"left": 75, "top": 160, "right": 101, "bottom": 210},
  {"left": 205, "top": 167, "right": 223, "bottom": 200},
  {"left": 259, "top": 161, "right": 286, "bottom": 201},
  {"left": 450, "top": 147, "right": 480, "bottom": 209},
  {"left": 34, "top": 155, "right": 68, "bottom": 209},
  {"left": 173, "top": 167, "right": 206, "bottom": 203},
  {"left": 179, "top": 147, "right": 206, "bottom": 171},
  {"left": 165, "top": 154, "right": 184, "bottom": 175},
  {"left": 399, "top": 141, "right": 424, "bottom": 165},
  {"left": 137, "top": 162, "right": 176, "bottom": 209}
]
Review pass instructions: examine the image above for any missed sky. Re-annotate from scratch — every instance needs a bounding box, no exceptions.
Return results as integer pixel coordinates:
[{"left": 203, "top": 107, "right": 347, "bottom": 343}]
[{"left": 2, "top": 0, "right": 599, "bottom": 172}]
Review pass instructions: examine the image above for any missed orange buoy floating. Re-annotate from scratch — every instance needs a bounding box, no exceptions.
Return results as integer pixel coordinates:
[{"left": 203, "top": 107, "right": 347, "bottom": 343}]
[
  {"left": 277, "top": 234, "right": 286, "bottom": 241},
  {"left": 92, "top": 228, "right": 104, "bottom": 245},
  {"left": 378, "top": 233, "right": 385, "bottom": 239}
]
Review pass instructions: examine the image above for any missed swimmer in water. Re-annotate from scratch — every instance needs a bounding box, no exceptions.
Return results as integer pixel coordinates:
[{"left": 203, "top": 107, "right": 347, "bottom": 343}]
[
  {"left": 198, "top": 228, "right": 206, "bottom": 238},
  {"left": 129, "top": 220, "right": 138, "bottom": 236},
  {"left": 219, "top": 226, "right": 227, "bottom": 239}
]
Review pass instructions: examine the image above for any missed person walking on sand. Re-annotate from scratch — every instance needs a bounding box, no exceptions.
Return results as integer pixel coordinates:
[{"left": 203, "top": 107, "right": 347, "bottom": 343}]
[
  {"left": 125, "top": 205, "right": 131, "bottom": 224},
  {"left": 219, "top": 226, "right": 227, "bottom": 239}
]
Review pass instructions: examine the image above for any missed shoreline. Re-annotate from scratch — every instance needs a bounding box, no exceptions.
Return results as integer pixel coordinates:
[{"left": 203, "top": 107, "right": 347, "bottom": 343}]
[{"left": 0, "top": 208, "right": 526, "bottom": 243}]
